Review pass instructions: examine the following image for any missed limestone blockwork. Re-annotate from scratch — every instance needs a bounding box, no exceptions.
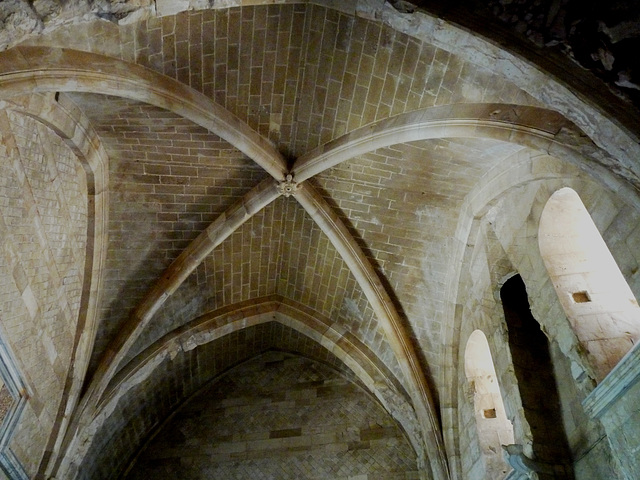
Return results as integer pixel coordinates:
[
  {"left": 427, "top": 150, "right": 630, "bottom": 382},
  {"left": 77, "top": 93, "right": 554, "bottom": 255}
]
[
  {"left": 0, "top": 2, "right": 639, "bottom": 480},
  {"left": 126, "top": 351, "right": 419, "bottom": 480}
]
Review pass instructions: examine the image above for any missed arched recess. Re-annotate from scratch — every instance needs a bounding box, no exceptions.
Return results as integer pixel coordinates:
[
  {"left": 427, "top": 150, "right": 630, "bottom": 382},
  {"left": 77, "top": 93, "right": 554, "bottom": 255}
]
[
  {"left": 55, "top": 296, "right": 429, "bottom": 480},
  {"left": 440, "top": 153, "right": 568, "bottom": 478},
  {"left": 464, "top": 330, "right": 514, "bottom": 479},
  {"left": 539, "top": 187, "right": 640, "bottom": 381},
  {"left": 0, "top": 93, "right": 108, "bottom": 478},
  {"left": 125, "top": 350, "right": 419, "bottom": 479}
]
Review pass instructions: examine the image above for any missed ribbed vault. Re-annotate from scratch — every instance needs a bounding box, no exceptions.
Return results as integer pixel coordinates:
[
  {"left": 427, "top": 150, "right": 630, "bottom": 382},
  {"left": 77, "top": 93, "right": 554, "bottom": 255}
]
[
  {"left": 0, "top": 2, "right": 639, "bottom": 480},
  {"left": 73, "top": 297, "right": 426, "bottom": 479}
]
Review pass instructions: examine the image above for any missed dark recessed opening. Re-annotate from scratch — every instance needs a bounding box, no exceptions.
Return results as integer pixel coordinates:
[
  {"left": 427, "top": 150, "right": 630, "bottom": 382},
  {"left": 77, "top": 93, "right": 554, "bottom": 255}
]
[
  {"left": 483, "top": 408, "right": 497, "bottom": 419},
  {"left": 572, "top": 291, "right": 591, "bottom": 303},
  {"left": 501, "top": 274, "right": 572, "bottom": 468}
]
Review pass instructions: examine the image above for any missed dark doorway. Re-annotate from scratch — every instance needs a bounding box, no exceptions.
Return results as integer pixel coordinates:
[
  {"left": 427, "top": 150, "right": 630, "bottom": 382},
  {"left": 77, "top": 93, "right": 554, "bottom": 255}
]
[{"left": 501, "top": 275, "right": 573, "bottom": 478}]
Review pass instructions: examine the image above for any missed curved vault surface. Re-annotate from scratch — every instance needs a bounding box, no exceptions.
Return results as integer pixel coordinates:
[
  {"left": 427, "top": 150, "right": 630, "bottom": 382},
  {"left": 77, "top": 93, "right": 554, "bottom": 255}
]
[
  {"left": 0, "top": 2, "right": 638, "bottom": 480},
  {"left": 126, "top": 351, "right": 419, "bottom": 480}
]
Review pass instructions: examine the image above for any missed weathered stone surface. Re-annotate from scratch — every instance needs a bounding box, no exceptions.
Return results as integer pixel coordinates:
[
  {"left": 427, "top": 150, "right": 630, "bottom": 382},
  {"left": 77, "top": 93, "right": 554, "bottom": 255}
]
[
  {"left": 0, "top": 0, "right": 154, "bottom": 52},
  {"left": 485, "top": 0, "right": 640, "bottom": 103},
  {"left": 0, "top": 2, "right": 639, "bottom": 480}
]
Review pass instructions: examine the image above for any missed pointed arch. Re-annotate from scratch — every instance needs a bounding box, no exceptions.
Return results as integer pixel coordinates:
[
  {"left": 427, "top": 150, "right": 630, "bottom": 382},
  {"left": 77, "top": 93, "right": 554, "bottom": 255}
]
[
  {"left": 293, "top": 104, "right": 605, "bottom": 183},
  {"left": 0, "top": 46, "right": 287, "bottom": 180},
  {"left": 55, "top": 296, "right": 429, "bottom": 479}
]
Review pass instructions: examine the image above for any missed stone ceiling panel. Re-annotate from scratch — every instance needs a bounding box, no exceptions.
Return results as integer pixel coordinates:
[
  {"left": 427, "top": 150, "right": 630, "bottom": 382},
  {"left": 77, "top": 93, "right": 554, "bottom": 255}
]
[
  {"left": 276, "top": 197, "right": 404, "bottom": 382},
  {"left": 123, "top": 196, "right": 406, "bottom": 387},
  {"left": 67, "top": 93, "right": 269, "bottom": 375},
  {"left": 123, "top": 197, "right": 287, "bottom": 365},
  {"left": 314, "top": 138, "right": 525, "bottom": 379},
  {"left": 28, "top": 4, "right": 543, "bottom": 161}
]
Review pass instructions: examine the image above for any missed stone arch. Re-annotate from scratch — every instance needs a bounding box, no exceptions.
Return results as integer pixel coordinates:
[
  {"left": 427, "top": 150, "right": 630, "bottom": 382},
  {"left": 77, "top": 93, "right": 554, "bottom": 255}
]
[
  {"left": 293, "top": 104, "right": 610, "bottom": 183},
  {"left": 0, "top": 93, "right": 109, "bottom": 479},
  {"left": 464, "top": 329, "right": 514, "bottom": 479},
  {"left": 0, "top": 46, "right": 287, "bottom": 180},
  {"left": 539, "top": 187, "right": 640, "bottom": 381},
  {"left": 441, "top": 152, "right": 573, "bottom": 476},
  {"left": 56, "top": 296, "right": 428, "bottom": 479}
]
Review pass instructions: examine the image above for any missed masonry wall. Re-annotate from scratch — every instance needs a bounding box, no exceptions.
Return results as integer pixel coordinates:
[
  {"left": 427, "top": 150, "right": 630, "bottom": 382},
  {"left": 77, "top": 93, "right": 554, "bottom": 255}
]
[
  {"left": 549, "top": 342, "right": 622, "bottom": 478},
  {"left": 0, "top": 109, "right": 87, "bottom": 475},
  {"left": 595, "top": 368, "right": 640, "bottom": 477},
  {"left": 126, "top": 351, "right": 418, "bottom": 480},
  {"left": 75, "top": 319, "right": 418, "bottom": 479}
]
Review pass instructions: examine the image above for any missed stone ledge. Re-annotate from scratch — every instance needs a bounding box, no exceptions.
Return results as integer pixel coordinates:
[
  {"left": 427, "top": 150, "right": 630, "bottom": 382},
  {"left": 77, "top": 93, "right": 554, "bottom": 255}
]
[{"left": 582, "top": 341, "right": 640, "bottom": 419}]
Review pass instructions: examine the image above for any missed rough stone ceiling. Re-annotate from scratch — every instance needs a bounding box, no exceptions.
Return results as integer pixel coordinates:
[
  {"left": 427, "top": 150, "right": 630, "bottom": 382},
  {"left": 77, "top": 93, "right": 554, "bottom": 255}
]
[
  {"left": 67, "top": 5, "right": 542, "bottom": 473},
  {"left": 1, "top": 1, "right": 639, "bottom": 479}
]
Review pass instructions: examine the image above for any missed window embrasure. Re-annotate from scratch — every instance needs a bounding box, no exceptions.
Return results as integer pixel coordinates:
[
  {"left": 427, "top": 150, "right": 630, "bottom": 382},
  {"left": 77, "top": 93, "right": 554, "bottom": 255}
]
[
  {"left": 464, "top": 329, "right": 514, "bottom": 479},
  {"left": 539, "top": 187, "right": 640, "bottom": 381}
]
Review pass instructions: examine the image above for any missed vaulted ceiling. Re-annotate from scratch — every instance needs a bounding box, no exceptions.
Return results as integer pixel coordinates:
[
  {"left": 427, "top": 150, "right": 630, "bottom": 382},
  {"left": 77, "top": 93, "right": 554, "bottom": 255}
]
[{"left": 0, "top": 1, "right": 639, "bottom": 479}]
